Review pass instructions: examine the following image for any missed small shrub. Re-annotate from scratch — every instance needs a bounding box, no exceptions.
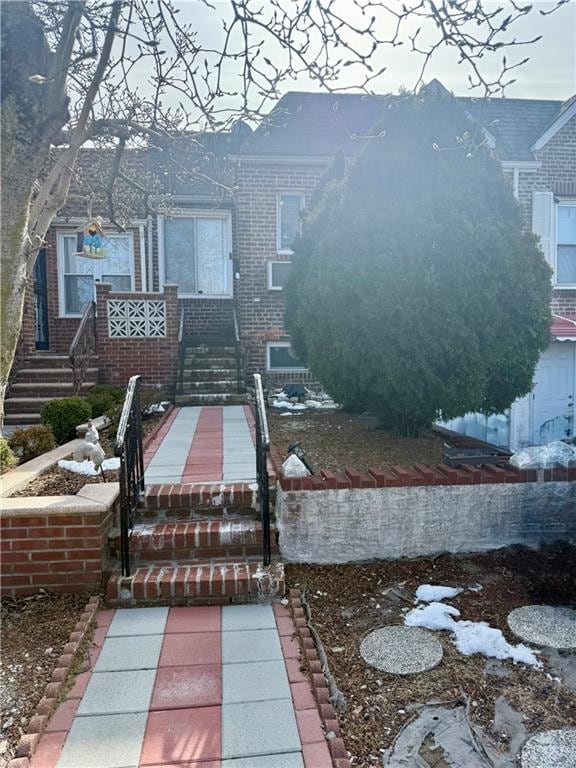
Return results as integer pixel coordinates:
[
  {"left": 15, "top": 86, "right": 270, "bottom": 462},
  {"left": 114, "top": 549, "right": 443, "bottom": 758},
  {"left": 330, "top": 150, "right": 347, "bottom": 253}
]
[
  {"left": 86, "top": 385, "right": 124, "bottom": 418},
  {"left": 41, "top": 397, "right": 92, "bottom": 444},
  {"left": 0, "top": 437, "right": 16, "bottom": 473},
  {"left": 9, "top": 424, "right": 56, "bottom": 463}
]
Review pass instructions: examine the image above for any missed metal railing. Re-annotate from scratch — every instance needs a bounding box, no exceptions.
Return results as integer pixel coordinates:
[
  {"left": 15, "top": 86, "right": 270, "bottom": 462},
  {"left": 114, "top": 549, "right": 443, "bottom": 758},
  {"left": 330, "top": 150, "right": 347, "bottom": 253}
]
[
  {"left": 114, "top": 375, "right": 145, "bottom": 577},
  {"left": 253, "top": 373, "right": 271, "bottom": 566},
  {"left": 177, "top": 304, "right": 185, "bottom": 395},
  {"left": 69, "top": 300, "right": 97, "bottom": 394},
  {"left": 233, "top": 302, "right": 244, "bottom": 394}
]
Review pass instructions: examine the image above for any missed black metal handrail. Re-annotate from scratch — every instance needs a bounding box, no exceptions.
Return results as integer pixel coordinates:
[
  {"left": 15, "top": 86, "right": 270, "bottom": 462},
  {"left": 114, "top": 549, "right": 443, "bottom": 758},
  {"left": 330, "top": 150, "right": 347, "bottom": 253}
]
[
  {"left": 253, "top": 373, "right": 271, "bottom": 566},
  {"left": 114, "top": 375, "right": 145, "bottom": 577},
  {"left": 69, "top": 300, "right": 97, "bottom": 395},
  {"left": 233, "top": 302, "right": 243, "bottom": 394},
  {"left": 177, "top": 303, "right": 185, "bottom": 395}
]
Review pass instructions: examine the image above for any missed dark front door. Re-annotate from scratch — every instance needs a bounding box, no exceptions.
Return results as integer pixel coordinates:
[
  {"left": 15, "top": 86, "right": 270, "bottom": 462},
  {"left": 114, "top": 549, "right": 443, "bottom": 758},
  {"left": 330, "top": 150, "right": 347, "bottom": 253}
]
[{"left": 34, "top": 249, "right": 49, "bottom": 350}]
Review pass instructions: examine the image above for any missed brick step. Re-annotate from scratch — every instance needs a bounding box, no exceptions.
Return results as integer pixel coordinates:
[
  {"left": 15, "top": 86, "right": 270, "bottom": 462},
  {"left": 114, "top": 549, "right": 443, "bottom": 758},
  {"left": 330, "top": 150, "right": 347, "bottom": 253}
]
[
  {"left": 180, "top": 380, "right": 238, "bottom": 393},
  {"left": 16, "top": 367, "right": 98, "bottom": 382},
  {"left": 125, "top": 519, "right": 276, "bottom": 562},
  {"left": 4, "top": 397, "right": 53, "bottom": 414},
  {"left": 175, "top": 393, "right": 246, "bottom": 406},
  {"left": 182, "top": 368, "right": 237, "bottom": 381},
  {"left": 9, "top": 381, "right": 96, "bottom": 394},
  {"left": 106, "top": 561, "right": 285, "bottom": 605},
  {"left": 3, "top": 412, "right": 41, "bottom": 425},
  {"left": 142, "top": 483, "right": 261, "bottom": 514},
  {"left": 184, "top": 356, "right": 237, "bottom": 368}
]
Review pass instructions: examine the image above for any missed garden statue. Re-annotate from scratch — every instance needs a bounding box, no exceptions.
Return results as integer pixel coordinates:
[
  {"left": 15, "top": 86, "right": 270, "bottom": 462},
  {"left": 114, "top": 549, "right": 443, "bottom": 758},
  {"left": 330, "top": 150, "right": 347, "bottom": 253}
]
[{"left": 73, "top": 440, "right": 107, "bottom": 478}]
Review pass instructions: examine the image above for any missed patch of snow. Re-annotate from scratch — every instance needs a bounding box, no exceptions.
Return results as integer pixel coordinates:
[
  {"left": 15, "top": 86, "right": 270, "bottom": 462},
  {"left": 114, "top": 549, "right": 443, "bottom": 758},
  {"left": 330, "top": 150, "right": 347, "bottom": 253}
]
[
  {"left": 282, "top": 454, "right": 310, "bottom": 478},
  {"left": 415, "top": 584, "right": 463, "bottom": 603},
  {"left": 272, "top": 400, "right": 307, "bottom": 411},
  {"left": 405, "top": 602, "right": 541, "bottom": 667},
  {"left": 58, "top": 457, "right": 120, "bottom": 476}
]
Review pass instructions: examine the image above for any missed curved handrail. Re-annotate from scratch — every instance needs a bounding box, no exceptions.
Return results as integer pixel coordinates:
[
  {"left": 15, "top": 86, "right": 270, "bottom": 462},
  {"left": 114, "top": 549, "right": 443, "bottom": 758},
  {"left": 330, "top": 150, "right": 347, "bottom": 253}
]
[{"left": 69, "top": 300, "right": 96, "bottom": 394}]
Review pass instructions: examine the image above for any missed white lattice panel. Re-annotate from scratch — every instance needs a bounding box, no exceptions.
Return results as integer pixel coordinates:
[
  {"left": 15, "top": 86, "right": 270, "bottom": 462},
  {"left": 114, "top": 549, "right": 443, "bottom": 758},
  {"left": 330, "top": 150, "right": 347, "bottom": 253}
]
[{"left": 107, "top": 299, "right": 166, "bottom": 338}]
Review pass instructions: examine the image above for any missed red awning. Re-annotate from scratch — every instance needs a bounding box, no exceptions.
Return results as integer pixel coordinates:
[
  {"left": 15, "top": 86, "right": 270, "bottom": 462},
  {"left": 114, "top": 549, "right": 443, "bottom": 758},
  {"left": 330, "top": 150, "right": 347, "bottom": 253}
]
[{"left": 551, "top": 314, "right": 576, "bottom": 341}]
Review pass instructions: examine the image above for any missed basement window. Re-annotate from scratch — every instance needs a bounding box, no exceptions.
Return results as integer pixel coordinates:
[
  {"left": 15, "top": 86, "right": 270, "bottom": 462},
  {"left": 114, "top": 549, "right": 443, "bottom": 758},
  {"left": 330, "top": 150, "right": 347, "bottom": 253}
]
[
  {"left": 267, "top": 261, "right": 292, "bottom": 291},
  {"left": 266, "top": 342, "right": 307, "bottom": 372}
]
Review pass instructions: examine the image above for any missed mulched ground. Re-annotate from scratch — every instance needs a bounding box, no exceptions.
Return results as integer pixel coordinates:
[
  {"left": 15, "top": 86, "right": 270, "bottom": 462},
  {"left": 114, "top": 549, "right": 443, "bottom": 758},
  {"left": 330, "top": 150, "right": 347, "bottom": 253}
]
[
  {"left": 0, "top": 592, "right": 91, "bottom": 766},
  {"left": 286, "top": 545, "right": 576, "bottom": 768},
  {"left": 9, "top": 413, "right": 164, "bottom": 497},
  {"left": 268, "top": 410, "right": 446, "bottom": 472}
]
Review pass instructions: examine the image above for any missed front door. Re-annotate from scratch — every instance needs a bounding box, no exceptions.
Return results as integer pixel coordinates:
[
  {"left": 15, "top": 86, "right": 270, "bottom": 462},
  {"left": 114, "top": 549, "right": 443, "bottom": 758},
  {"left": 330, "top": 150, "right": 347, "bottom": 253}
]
[
  {"left": 531, "top": 342, "right": 575, "bottom": 443},
  {"left": 34, "top": 248, "right": 49, "bottom": 350}
]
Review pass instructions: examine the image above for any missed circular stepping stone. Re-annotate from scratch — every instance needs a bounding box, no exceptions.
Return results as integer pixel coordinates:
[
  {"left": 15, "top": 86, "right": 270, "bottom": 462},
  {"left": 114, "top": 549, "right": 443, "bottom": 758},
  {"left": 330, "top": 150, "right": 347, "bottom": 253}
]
[
  {"left": 521, "top": 729, "right": 576, "bottom": 768},
  {"left": 507, "top": 606, "right": 576, "bottom": 650},
  {"left": 360, "top": 626, "right": 443, "bottom": 675}
]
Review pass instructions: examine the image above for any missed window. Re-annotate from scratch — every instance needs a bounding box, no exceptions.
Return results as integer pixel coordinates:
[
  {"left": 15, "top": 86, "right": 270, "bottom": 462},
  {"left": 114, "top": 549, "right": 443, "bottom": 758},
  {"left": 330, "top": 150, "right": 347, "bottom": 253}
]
[
  {"left": 266, "top": 341, "right": 307, "bottom": 372},
  {"left": 267, "top": 261, "right": 292, "bottom": 291},
  {"left": 58, "top": 232, "right": 133, "bottom": 316},
  {"left": 277, "top": 193, "right": 304, "bottom": 253},
  {"left": 557, "top": 202, "right": 576, "bottom": 285},
  {"left": 161, "top": 213, "right": 232, "bottom": 297}
]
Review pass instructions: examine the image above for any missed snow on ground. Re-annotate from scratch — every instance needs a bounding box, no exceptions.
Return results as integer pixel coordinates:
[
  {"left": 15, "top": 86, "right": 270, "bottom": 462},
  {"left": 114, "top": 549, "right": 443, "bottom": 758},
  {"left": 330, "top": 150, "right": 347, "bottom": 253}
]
[
  {"left": 406, "top": 596, "right": 541, "bottom": 667},
  {"left": 415, "top": 584, "right": 463, "bottom": 603},
  {"left": 58, "top": 457, "right": 120, "bottom": 476}
]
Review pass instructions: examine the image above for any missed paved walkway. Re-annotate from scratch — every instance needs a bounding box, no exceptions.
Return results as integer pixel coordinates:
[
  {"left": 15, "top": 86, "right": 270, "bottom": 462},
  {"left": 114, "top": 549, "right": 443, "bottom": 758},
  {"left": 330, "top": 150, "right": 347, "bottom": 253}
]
[
  {"left": 31, "top": 605, "right": 332, "bottom": 768},
  {"left": 144, "top": 406, "right": 256, "bottom": 485}
]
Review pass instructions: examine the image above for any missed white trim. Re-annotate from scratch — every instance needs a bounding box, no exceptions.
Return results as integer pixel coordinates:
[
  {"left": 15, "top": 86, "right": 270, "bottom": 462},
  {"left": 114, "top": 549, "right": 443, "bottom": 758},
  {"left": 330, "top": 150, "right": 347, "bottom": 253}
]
[
  {"left": 138, "top": 223, "right": 147, "bottom": 291},
  {"left": 57, "top": 230, "right": 135, "bottom": 318},
  {"left": 554, "top": 199, "right": 576, "bottom": 289},
  {"left": 267, "top": 260, "right": 292, "bottom": 291},
  {"left": 234, "top": 155, "right": 332, "bottom": 165},
  {"left": 158, "top": 209, "right": 233, "bottom": 299},
  {"left": 531, "top": 101, "right": 576, "bottom": 152},
  {"left": 276, "top": 191, "right": 305, "bottom": 255},
  {"left": 52, "top": 217, "right": 147, "bottom": 225},
  {"left": 266, "top": 341, "right": 308, "bottom": 373},
  {"left": 147, "top": 215, "right": 154, "bottom": 292},
  {"left": 500, "top": 161, "right": 541, "bottom": 171}
]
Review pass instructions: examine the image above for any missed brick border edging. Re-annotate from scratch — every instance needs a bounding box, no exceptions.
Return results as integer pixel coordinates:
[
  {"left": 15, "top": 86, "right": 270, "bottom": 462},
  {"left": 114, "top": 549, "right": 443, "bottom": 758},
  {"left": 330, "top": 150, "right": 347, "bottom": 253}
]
[
  {"left": 288, "top": 588, "right": 351, "bottom": 768},
  {"left": 279, "top": 463, "right": 576, "bottom": 491},
  {"left": 7, "top": 596, "right": 100, "bottom": 768}
]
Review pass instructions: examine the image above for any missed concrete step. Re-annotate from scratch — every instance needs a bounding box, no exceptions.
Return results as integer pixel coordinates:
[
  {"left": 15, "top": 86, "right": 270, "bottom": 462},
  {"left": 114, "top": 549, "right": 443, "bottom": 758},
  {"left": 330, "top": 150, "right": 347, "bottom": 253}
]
[
  {"left": 175, "top": 393, "right": 247, "bottom": 406},
  {"left": 182, "top": 368, "right": 237, "bottom": 381},
  {"left": 23, "top": 354, "right": 74, "bottom": 369},
  {"left": 106, "top": 561, "right": 285, "bottom": 605},
  {"left": 10, "top": 381, "right": 95, "bottom": 393},
  {"left": 16, "top": 367, "right": 98, "bottom": 382},
  {"left": 181, "top": 380, "right": 239, "bottom": 393},
  {"left": 187, "top": 345, "right": 236, "bottom": 356},
  {"left": 4, "top": 397, "right": 53, "bottom": 414},
  {"left": 3, "top": 412, "right": 41, "bottom": 425},
  {"left": 184, "top": 356, "right": 237, "bottom": 368},
  {"left": 124, "top": 519, "right": 275, "bottom": 562}
]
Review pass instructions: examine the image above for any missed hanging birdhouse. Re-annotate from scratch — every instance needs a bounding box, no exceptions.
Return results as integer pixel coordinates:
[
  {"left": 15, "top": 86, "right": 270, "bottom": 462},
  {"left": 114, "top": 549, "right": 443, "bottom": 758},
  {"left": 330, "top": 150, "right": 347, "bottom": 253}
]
[{"left": 74, "top": 217, "right": 107, "bottom": 259}]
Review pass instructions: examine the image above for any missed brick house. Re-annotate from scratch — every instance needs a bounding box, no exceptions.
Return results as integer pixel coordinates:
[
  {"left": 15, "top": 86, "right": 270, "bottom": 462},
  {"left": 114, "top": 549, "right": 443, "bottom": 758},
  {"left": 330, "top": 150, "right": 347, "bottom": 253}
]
[{"left": 6, "top": 83, "right": 576, "bottom": 449}]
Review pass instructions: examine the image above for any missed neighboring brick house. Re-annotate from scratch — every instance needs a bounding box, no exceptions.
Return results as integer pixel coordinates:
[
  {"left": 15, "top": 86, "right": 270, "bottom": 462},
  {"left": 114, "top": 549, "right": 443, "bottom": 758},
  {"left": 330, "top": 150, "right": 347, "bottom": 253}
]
[{"left": 6, "top": 83, "right": 576, "bottom": 449}]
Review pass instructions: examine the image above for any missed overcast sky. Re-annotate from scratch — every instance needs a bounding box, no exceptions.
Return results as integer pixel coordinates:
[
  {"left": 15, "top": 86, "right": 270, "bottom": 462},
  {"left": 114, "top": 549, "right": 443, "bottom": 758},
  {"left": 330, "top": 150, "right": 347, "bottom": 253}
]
[{"left": 169, "top": 0, "right": 575, "bottom": 104}]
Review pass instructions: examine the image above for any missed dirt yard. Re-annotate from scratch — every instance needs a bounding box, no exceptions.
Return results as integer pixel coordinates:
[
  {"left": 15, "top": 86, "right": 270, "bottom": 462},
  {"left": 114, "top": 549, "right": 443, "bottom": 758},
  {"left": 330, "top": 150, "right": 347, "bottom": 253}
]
[
  {"left": 9, "top": 413, "right": 164, "bottom": 497},
  {"left": 0, "top": 592, "right": 91, "bottom": 766},
  {"left": 286, "top": 545, "right": 576, "bottom": 767},
  {"left": 269, "top": 410, "right": 446, "bottom": 472}
]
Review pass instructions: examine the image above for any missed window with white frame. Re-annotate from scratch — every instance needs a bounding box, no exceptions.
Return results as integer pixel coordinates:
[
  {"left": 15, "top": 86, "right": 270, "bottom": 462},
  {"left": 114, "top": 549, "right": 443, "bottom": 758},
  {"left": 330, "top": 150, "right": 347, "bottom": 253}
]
[
  {"left": 266, "top": 341, "right": 307, "bottom": 372},
  {"left": 58, "top": 232, "right": 133, "bottom": 316},
  {"left": 267, "top": 261, "right": 292, "bottom": 291},
  {"left": 277, "top": 193, "right": 304, "bottom": 253},
  {"left": 161, "top": 212, "right": 232, "bottom": 297},
  {"left": 557, "top": 202, "right": 576, "bottom": 285}
]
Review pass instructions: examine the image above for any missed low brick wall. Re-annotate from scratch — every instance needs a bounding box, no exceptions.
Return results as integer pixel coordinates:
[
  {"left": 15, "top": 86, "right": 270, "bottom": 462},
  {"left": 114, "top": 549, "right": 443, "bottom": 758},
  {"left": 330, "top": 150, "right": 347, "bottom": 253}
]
[
  {"left": 1, "top": 486, "right": 117, "bottom": 596},
  {"left": 276, "top": 466, "right": 576, "bottom": 563}
]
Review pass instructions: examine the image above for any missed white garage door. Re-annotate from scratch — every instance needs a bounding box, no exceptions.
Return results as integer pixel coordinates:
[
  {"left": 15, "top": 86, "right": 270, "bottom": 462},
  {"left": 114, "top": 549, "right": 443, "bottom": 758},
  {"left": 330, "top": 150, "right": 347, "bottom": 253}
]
[{"left": 532, "top": 342, "right": 575, "bottom": 444}]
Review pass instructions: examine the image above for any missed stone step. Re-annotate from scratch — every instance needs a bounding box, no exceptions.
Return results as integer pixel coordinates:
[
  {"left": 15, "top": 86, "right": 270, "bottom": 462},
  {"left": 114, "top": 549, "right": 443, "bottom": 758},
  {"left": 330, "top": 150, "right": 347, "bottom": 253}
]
[
  {"left": 187, "top": 345, "right": 237, "bottom": 356},
  {"left": 106, "top": 561, "right": 285, "bottom": 605},
  {"left": 9, "top": 381, "right": 95, "bottom": 394},
  {"left": 175, "top": 393, "right": 247, "bottom": 406},
  {"left": 16, "top": 367, "right": 98, "bottom": 382},
  {"left": 124, "top": 519, "right": 275, "bottom": 562},
  {"left": 4, "top": 397, "right": 54, "bottom": 414},
  {"left": 3, "top": 412, "right": 41, "bottom": 425},
  {"left": 181, "top": 380, "right": 239, "bottom": 393},
  {"left": 182, "top": 368, "right": 237, "bottom": 381},
  {"left": 23, "top": 354, "right": 77, "bottom": 369}
]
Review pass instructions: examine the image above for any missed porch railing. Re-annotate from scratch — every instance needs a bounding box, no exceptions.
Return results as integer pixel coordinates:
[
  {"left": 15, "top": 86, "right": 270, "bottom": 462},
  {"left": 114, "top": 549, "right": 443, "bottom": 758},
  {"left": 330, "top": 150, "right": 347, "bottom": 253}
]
[
  {"left": 69, "top": 300, "right": 97, "bottom": 394},
  {"left": 114, "top": 375, "right": 145, "bottom": 577},
  {"left": 233, "top": 302, "right": 244, "bottom": 394},
  {"left": 177, "top": 304, "right": 185, "bottom": 395},
  {"left": 253, "top": 373, "right": 271, "bottom": 566}
]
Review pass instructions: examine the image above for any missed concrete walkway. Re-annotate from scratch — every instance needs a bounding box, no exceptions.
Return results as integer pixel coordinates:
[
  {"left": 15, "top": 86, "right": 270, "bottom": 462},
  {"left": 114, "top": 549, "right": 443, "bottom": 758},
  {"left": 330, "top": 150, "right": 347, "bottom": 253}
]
[
  {"left": 31, "top": 605, "right": 332, "bottom": 768},
  {"left": 144, "top": 406, "right": 256, "bottom": 485}
]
